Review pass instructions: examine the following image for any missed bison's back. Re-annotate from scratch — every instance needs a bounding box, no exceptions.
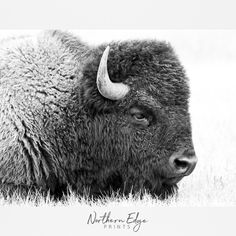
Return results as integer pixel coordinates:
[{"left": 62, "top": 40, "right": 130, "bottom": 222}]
[{"left": 0, "top": 31, "right": 83, "bottom": 189}]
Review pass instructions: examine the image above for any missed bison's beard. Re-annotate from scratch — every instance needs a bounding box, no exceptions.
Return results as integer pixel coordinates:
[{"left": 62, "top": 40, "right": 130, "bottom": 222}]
[
  {"left": 88, "top": 171, "right": 178, "bottom": 200},
  {"left": 154, "top": 183, "right": 178, "bottom": 200}
]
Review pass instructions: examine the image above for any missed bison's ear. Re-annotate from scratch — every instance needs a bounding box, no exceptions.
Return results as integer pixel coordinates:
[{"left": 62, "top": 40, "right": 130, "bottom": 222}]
[{"left": 96, "top": 46, "right": 130, "bottom": 100}]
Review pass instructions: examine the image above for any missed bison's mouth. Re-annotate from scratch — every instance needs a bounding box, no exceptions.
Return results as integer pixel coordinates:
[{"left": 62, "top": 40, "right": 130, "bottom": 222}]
[
  {"left": 94, "top": 171, "right": 179, "bottom": 200},
  {"left": 163, "top": 176, "right": 184, "bottom": 185}
]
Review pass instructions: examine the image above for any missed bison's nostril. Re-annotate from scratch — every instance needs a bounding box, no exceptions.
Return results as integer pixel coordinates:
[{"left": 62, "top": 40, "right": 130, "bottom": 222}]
[
  {"left": 174, "top": 158, "right": 189, "bottom": 169},
  {"left": 169, "top": 152, "right": 197, "bottom": 176}
]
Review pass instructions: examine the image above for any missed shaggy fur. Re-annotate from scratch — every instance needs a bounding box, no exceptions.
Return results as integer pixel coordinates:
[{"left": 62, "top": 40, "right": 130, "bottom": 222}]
[{"left": 0, "top": 30, "right": 194, "bottom": 199}]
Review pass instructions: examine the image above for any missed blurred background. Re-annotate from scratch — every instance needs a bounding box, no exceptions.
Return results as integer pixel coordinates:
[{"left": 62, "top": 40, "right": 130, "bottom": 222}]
[{"left": 0, "top": 30, "right": 235, "bottom": 205}]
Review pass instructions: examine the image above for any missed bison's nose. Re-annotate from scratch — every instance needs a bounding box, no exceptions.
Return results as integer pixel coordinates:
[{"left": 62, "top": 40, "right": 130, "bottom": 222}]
[{"left": 169, "top": 149, "right": 197, "bottom": 176}]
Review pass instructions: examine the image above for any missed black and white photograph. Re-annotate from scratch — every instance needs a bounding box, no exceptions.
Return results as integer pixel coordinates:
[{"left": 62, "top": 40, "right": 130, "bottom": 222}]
[
  {"left": 0, "top": 1, "right": 235, "bottom": 234},
  {"left": 0, "top": 29, "right": 199, "bottom": 200},
  {"left": 0, "top": 29, "right": 235, "bottom": 235}
]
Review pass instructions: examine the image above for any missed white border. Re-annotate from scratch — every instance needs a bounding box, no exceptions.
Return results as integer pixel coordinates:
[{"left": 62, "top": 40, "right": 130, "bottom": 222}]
[{"left": 0, "top": 0, "right": 235, "bottom": 29}]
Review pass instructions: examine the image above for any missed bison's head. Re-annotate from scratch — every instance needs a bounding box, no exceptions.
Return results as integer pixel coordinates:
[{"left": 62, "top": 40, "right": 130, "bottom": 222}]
[{"left": 77, "top": 40, "right": 197, "bottom": 199}]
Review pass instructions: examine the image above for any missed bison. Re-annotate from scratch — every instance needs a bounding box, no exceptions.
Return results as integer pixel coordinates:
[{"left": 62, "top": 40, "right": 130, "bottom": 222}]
[{"left": 0, "top": 30, "right": 197, "bottom": 199}]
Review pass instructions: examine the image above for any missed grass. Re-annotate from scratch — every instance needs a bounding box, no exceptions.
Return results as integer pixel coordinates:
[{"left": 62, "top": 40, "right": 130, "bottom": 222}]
[{"left": 0, "top": 167, "right": 234, "bottom": 207}]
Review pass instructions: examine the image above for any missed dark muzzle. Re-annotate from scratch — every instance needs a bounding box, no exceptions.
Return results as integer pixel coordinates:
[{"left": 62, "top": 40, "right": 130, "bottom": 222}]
[{"left": 168, "top": 149, "right": 197, "bottom": 178}]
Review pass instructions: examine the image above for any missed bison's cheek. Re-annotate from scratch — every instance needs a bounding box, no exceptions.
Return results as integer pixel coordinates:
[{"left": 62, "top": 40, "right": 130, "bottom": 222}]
[
  {"left": 129, "top": 127, "right": 164, "bottom": 162},
  {"left": 123, "top": 130, "right": 177, "bottom": 194}
]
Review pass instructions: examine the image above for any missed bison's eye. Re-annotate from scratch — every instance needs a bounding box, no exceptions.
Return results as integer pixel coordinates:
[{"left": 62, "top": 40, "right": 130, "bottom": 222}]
[
  {"left": 133, "top": 113, "right": 145, "bottom": 120},
  {"left": 130, "top": 107, "right": 150, "bottom": 127}
]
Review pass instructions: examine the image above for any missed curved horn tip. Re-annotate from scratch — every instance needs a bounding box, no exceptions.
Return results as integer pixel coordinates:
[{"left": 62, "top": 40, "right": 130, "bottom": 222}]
[
  {"left": 97, "top": 45, "right": 130, "bottom": 100},
  {"left": 102, "top": 46, "right": 110, "bottom": 59}
]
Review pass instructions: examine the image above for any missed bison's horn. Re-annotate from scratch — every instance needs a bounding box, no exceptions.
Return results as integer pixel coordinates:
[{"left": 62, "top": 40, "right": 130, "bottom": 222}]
[{"left": 96, "top": 46, "right": 130, "bottom": 100}]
